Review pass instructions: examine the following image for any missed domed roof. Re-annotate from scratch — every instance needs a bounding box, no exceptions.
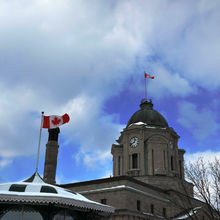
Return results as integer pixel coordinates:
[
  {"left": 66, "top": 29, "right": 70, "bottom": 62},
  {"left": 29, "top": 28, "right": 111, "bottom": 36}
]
[
  {"left": 127, "top": 99, "right": 168, "bottom": 128},
  {"left": 0, "top": 172, "right": 114, "bottom": 214}
]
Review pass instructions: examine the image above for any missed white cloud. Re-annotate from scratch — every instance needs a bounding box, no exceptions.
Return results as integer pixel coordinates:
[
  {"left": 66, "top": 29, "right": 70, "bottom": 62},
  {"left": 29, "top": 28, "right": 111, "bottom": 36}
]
[
  {"left": 151, "top": 0, "right": 220, "bottom": 89},
  {"left": 56, "top": 173, "right": 79, "bottom": 184},
  {"left": 129, "top": 62, "right": 196, "bottom": 98},
  {"left": 101, "top": 170, "right": 113, "bottom": 179},
  {"left": 177, "top": 101, "right": 218, "bottom": 140},
  {"left": 0, "top": 0, "right": 131, "bottom": 167},
  {"left": 0, "top": 84, "right": 124, "bottom": 168},
  {"left": 0, "top": 158, "right": 12, "bottom": 169},
  {"left": 150, "top": 63, "right": 196, "bottom": 98},
  {"left": 1, "top": 0, "right": 219, "bottom": 93},
  {"left": 62, "top": 95, "right": 124, "bottom": 166},
  {"left": 0, "top": 0, "right": 220, "bottom": 175},
  {"left": 83, "top": 151, "right": 111, "bottom": 169},
  {"left": 0, "top": 83, "right": 45, "bottom": 159},
  {"left": 185, "top": 151, "right": 220, "bottom": 165}
]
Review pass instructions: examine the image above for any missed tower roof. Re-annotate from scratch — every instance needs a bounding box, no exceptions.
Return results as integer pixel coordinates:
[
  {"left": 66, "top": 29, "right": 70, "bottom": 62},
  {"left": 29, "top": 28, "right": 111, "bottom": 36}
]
[{"left": 127, "top": 99, "right": 168, "bottom": 128}]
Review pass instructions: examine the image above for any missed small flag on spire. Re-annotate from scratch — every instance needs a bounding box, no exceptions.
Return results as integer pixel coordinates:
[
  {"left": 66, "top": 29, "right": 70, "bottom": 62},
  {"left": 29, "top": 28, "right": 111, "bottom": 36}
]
[{"left": 144, "top": 72, "right": 155, "bottom": 79}]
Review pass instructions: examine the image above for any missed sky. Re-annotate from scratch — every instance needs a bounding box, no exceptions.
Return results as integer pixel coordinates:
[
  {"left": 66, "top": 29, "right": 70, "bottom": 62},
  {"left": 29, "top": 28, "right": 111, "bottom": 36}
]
[{"left": 0, "top": 0, "right": 220, "bottom": 184}]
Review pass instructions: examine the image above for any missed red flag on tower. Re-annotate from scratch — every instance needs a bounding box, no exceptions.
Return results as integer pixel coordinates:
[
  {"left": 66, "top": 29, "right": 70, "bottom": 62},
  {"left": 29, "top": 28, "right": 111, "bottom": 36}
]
[
  {"left": 144, "top": 72, "right": 155, "bottom": 79},
  {"left": 42, "top": 113, "right": 70, "bottom": 129}
]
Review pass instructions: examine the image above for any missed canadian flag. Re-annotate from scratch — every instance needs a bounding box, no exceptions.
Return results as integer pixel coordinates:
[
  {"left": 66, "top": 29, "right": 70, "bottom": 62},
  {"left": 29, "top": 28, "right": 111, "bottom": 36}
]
[
  {"left": 42, "top": 113, "right": 70, "bottom": 129},
  {"left": 144, "top": 72, "right": 155, "bottom": 79}
]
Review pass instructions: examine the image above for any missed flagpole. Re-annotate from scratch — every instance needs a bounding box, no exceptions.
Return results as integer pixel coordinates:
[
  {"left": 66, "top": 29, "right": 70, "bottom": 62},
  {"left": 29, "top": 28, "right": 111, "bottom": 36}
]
[
  {"left": 145, "top": 72, "right": 147, "bottom": 100},
  {"left": 36, "top": 112, "right": 44, "bottom": 173}
]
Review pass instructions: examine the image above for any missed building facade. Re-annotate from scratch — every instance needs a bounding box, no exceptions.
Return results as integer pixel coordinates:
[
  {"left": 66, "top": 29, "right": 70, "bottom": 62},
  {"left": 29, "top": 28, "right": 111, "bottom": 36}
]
[{"left": 60, "top": 99, "right": 209, "bottom": 219}]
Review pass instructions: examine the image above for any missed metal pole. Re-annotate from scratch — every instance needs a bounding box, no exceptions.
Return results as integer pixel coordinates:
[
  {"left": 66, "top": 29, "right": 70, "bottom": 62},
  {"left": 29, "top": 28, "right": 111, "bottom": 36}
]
[
  {"left": 36, "top": 112, "right": 44, "bottom": 173},
  {"left": 145, "top": 74, "right": 147, "bottom": 100}
]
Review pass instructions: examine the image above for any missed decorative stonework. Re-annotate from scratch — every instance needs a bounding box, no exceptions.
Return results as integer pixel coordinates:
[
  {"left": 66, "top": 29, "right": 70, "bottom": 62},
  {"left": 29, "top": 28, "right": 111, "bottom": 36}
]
[{"left": 111, "top": 100, "right": 190, "bottom": 193}]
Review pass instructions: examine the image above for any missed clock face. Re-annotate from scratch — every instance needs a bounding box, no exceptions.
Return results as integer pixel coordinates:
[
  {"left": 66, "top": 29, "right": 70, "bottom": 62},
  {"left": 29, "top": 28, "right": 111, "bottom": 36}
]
[{"left": 130, "top": 137, "right": 139, "bottom": 148}]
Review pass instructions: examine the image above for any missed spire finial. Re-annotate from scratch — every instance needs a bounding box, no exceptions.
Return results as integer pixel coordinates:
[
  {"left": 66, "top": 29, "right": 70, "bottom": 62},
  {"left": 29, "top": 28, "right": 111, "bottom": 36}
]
[{"left": 140, "top": 98, "right": 153, "bottom": 109}]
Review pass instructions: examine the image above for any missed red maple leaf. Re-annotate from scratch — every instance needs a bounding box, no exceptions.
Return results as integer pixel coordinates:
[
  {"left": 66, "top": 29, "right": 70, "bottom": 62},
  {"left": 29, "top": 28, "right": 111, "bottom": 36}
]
[{"left": 52, "top": 117, "right": 61, "bottom": 125}]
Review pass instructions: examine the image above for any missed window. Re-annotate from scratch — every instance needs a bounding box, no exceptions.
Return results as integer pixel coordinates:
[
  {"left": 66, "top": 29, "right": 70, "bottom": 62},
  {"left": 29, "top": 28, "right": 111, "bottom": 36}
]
[
  {"left": 163, "top": 208, "right": 166, "bottom": 217},
  {"left": 171, "top": 156, "right": 174, "bottom": 171},
  {"left": 132, "top": 154, "right": 138, "bottom": 169},
  {"left": 179, "top": 160, "right": 182, "bottom": 178},
  {"left": 129, "top": 155, "right": 131, "bottom": 169},
  {"left": 118, "top": 156, "right": 121, "bottom": 175},
  {"left": 9, "top": 184, "right": 27, "bottom": 192},
  {"left": 152, "top": 150, "right": 154, "bottom": 175},
  {"left": 169, "top": 141, "right": 174, "bottom": 149},
  {"left": 163, "top": 150, "right": 166, "bottom": 170},
  {"left": 52, "top": 210, "right": 74, "bottom": 220},
  {"left": 137, "top": 200, "right": 140, "bottom": 211},
  {"left": 1, "top": 206, "right": 43, "bottom": 220},
  {"left": 40, "top": 186, "right": 57, "bottom": 194},
  {"left": 150, "top": 204, "right": 154, "bottom": 214},
  {"left": 101, "top": 199, "right": 107, "bottom": 204}
]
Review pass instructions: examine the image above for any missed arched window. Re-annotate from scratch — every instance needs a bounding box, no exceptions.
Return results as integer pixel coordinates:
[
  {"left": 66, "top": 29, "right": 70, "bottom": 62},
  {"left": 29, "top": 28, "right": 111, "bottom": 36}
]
[
  {"left": 150, "top": 204, "right": 154, "bottom": 214},
  {"left": 179, "top": 160, "right": 182, "bottom": 178},
  {"left": 53, "top": 210, "right": 74, "bottom": 220},
  {"left": 163, "top": 208, "right": 166, "bottom": 217},
  {"left": 171, "top": 156, "right": 174, "bottom": 171},
  {"left": 163, "top": 150, "right": 166, "bottom": 170},
  {"left": 1, "top": 206, "right": 43, "bottom": 220},
  {"left": 137, "top": 200, "right": 141, "bottom": 211},
  {"left": 118, "top": 156, "right": 121, "bottom": 175},
  {"left": 132, "top": 154, "right": 138, "bottom": 169},
  {"left": 152, "top": 150, "right": 154, "bottom": 175}
]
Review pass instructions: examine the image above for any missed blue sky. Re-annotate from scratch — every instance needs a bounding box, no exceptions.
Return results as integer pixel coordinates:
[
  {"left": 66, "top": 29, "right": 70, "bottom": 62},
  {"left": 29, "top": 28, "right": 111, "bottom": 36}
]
[{"left": 0, "top": 0, "right": 220, "bottom": 183}]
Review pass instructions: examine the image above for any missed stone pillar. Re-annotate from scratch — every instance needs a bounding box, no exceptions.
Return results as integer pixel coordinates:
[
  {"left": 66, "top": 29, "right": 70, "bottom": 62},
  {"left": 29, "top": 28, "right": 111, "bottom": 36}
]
[
  {"left": 43, "top": 128, "right": 60, "bottom": 184},
  {"left": 111, "top": 144, "right": 123, "bottom": 176},
  {"left": 178, "top": 149, "right": 185, "bottom": 179}
]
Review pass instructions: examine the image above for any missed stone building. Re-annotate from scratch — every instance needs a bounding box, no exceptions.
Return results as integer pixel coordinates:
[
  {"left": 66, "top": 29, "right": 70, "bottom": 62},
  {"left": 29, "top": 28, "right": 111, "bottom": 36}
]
[{"left": 60, "top": 99, "right": 209, "bottom": 219}]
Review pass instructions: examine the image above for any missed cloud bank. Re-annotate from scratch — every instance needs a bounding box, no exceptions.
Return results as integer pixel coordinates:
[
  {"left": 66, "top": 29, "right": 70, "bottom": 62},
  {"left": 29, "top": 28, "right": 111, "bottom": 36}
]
[
  {"left": 185, "top": 151, "right": 220, "bottom": 165},
  {"left": 177, "top": 101, "right": 218, "bottom": 140},
  {"left": 0, "top": 0, "right": 220, "bottom": 176}
]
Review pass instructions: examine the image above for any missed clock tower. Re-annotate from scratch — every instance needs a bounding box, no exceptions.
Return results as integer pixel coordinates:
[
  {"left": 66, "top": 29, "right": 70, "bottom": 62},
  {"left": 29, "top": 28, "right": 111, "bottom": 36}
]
[
  {"left": 61, "top": 97, "right": 201, "bottom": 219},
  {"left": 111, "top": 99, "right": 191, "bottom": 193}
]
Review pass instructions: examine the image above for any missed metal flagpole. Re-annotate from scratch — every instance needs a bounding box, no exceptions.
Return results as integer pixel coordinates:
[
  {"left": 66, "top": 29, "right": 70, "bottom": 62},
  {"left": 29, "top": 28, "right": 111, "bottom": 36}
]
[
  {"left": 145, "top": 72, "right": 147, "bottom": 100},
  {"left": 36, "top": 112, "right": 44, "bottom": 173}
]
